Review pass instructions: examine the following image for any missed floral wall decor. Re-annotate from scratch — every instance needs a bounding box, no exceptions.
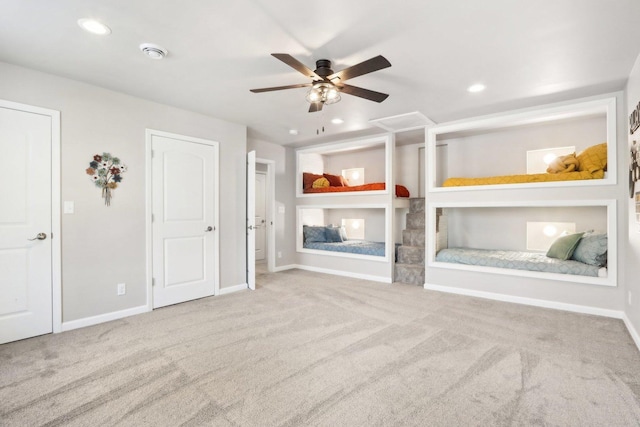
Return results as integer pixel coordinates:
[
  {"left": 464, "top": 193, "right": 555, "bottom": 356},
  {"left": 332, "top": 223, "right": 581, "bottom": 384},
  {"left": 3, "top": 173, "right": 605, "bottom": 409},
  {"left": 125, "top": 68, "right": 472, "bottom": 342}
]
[{"left": 86, "top": 153, "right": 127, "bottom": 206}]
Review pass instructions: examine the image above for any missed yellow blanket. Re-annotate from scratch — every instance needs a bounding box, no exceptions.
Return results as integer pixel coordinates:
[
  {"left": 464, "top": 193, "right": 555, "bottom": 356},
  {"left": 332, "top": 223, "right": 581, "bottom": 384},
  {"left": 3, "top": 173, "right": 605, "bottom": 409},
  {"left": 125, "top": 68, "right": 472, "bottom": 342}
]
[{"left": 443, "top": 170, "right": 603, "bottom": 187}]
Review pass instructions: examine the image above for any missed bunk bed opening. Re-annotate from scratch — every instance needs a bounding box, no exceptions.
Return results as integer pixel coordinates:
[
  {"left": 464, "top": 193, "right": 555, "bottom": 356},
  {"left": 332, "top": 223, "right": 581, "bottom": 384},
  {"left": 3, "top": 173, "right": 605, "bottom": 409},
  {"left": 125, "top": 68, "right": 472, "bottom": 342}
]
[
  {"left": 428, "top": 203, "right": 614, "bottom": 285},
  {"left": 428, "top": 97, "right": 617, "bottom": 192},
  {"left": 298, "top": 206, "right": 397, "bottom": 261}
]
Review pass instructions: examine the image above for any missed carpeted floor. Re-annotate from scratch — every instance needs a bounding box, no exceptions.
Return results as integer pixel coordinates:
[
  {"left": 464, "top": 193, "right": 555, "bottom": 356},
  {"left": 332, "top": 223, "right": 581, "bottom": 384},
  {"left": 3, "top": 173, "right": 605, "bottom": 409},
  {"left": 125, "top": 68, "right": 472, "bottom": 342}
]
[{"left": 1, "top": 268, "right": 640, "bottom": 426}]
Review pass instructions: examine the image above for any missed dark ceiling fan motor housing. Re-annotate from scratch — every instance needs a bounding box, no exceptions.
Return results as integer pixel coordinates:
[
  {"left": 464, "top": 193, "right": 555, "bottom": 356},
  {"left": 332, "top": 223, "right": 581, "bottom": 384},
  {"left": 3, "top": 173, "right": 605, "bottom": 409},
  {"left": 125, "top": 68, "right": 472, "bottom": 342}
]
[{"left": 314, "top": 59, "right": 334, "bottom": 79}]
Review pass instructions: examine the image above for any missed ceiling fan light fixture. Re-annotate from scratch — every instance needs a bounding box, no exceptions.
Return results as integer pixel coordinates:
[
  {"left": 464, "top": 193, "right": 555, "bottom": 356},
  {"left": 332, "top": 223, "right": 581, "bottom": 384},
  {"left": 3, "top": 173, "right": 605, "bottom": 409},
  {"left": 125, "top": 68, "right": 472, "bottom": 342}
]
[{"left": 305, "top": 82, "right": 341, "bottom": 105}]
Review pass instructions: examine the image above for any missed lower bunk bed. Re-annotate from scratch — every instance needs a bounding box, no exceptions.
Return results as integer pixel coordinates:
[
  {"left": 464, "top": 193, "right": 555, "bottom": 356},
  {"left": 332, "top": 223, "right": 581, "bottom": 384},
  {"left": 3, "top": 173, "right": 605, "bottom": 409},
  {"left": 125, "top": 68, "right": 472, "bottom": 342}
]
[
  {"left": 302, "top": 225, "right": 399, "bottom": 260},
  {"left": 436, "top": 248, "right": 606, "bottom": 277}
]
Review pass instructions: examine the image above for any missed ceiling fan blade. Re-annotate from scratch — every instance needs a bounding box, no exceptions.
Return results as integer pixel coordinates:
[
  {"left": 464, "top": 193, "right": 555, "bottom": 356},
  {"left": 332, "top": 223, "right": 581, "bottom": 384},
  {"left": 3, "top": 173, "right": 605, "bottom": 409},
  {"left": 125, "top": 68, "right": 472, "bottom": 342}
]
[
  {"left": 250, "top": 83, "right": 312, "bottom": 93},
  {"left": 308, "top": 102, "right": 323, "bottom": 113},
  {"left": 339, "top": 84, "right": 389, "bottom": 103},
  {"left": 272, "top": 53, "right": 323, "bottom": 80},
  {"left": 327, "top": 55, "right": 391, "bottom": 82}
]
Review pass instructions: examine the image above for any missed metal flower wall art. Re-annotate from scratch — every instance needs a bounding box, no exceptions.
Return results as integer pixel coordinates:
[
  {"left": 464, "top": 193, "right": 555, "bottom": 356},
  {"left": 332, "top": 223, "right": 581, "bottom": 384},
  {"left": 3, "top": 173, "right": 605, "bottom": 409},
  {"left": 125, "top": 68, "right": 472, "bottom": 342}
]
[{"left": 86, "top": 153, "right": 127, "bottom": 206}]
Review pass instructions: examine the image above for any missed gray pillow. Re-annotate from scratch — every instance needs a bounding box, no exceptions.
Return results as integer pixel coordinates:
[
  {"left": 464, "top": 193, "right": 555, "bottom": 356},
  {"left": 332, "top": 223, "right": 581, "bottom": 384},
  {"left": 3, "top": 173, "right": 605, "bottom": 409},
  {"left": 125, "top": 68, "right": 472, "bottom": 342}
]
[
  {"left": 325, "top": 226, "right": 344, "bottom": 242},
  {"left": 571, "top": 232, "right": 607, "bottom": 266},
  {"left": 547, "top": 232, "right": 584, "bottom": 260},
  {"left": 303, "top": 225, "right": 326, "bottom": 243}
]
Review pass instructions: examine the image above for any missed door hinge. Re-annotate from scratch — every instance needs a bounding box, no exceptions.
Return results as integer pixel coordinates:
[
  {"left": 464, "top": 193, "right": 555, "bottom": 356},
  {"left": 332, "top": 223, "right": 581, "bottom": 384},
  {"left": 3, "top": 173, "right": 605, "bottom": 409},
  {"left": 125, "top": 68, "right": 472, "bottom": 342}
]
[
  {"left": 152, "top": 278, "right": 155, "bottom": 287},
  {"left": 151, "top": 214, "right": 154, "bottom": 222}
]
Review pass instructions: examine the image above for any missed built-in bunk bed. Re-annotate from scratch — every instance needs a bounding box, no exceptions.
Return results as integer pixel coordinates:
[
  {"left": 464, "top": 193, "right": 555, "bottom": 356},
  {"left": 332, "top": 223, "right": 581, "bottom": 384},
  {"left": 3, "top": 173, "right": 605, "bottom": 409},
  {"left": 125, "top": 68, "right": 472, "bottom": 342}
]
[
  {"left": 296, "top": 133, "right": 412, "bottom": 283},
  {"left": 425, "top": 95, "right": 619, "bottom": 299}
]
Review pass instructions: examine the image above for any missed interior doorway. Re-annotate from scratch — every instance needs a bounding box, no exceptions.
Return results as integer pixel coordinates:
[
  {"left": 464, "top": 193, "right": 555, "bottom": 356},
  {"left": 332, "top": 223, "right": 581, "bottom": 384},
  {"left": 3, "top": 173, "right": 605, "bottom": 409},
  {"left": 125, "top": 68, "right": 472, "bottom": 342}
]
[{"left": 255, "top": 158, "right": 275, "bottom": 273}]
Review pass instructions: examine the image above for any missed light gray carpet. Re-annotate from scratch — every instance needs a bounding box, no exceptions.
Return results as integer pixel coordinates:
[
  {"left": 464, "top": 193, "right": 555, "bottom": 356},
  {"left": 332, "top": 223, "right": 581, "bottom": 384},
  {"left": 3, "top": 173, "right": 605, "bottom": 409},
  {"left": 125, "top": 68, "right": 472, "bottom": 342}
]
[{"left": 1, "top": 269, "right": 640, "bottom": 426}]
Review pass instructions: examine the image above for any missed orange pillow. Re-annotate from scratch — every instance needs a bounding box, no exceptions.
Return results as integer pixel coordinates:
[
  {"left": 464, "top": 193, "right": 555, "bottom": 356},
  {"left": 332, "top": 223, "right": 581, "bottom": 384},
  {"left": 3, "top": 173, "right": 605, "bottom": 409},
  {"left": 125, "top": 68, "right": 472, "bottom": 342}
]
[
  {"left": 303, "top": 172, "right": 323, "bottom": 189},
  {"left": 577, "top": 143, "right": 607, "bottom": 174},
  {"left": 323, "top": 173, "right": 347, "bottom": 187}
]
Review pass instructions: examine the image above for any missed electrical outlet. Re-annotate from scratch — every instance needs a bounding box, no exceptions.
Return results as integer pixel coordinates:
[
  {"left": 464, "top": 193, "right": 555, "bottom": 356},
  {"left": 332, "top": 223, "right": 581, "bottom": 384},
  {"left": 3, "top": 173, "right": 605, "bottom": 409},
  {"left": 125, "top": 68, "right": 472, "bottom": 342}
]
[
  {"left": 629, "top": 291, "right": 633, "bottom": 306},
  {"left": 117, "top": 283, "right": 126, "bottom": 296},
  {"left": 277, "top": 251, "right": 282, "bottom": 258}
]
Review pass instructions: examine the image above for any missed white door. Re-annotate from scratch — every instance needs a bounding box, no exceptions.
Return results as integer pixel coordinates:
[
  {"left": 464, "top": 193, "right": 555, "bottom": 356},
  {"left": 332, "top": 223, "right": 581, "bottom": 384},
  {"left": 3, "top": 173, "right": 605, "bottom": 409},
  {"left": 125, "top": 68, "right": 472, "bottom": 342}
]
[
  {"left": 151, "top": 132, "right": 218, "bottom": 308},
  {"left": 255, "top": 171, "right": 267, "bottom": 262},
  {"left": 0, "top": 105, "right": 53, "bottom": 344},
  {"left": 247, "top": 151, "right": 256, "bottom": 290}
]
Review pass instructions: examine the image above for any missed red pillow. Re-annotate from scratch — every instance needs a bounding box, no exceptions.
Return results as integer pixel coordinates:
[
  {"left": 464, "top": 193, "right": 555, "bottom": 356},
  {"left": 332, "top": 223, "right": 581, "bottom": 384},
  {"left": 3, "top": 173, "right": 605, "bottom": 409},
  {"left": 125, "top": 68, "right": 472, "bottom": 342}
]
[
  {"left": 303, "top": 172, "right": 324, "bottom": 189},
  {"left": 323, "top": 173, "right": 346, "bottom": 187}
]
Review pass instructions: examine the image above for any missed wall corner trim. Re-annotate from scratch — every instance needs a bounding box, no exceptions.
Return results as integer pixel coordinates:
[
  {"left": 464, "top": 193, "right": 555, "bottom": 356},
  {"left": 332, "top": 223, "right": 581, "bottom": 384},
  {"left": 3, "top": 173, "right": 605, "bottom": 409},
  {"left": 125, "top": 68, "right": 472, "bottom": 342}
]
[
  {"left": 60, "top": 305, "right": 149, "bottom": 332},
  {"left": 623, "top": 314, "right": 640, "bottom": 353}
]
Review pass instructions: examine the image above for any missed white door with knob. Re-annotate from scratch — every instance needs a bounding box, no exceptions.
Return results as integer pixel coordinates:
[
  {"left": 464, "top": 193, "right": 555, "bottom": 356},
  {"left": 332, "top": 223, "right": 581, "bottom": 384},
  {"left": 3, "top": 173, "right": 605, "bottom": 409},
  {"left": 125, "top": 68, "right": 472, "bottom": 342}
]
[
  {"left": 0, "top": 102, "right": 57, "bottom": 344},
  {"left": 150, "top": 130, "right": 219, "bottom": 308}
]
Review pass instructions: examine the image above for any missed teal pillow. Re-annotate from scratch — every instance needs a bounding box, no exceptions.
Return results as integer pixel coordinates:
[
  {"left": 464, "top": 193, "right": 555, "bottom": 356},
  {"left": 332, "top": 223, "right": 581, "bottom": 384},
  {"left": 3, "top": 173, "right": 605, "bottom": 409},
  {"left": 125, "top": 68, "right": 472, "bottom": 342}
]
[
  {"left": 571, "top": 232, "right": 607, "bottom": 266},
  {"left": 303, "top": 225, "right": 326, "bottom": 243},
  {"left": 546, "top": 232, "right": 585, "bottom": 260}
]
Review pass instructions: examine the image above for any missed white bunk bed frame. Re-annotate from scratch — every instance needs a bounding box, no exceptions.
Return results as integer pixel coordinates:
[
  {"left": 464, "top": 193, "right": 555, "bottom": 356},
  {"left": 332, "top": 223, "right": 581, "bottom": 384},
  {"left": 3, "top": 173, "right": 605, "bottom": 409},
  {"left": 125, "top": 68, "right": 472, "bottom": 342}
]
[
  {"left": 295, "top": 133, "right": 413, "bottom": 283},
  {"left": 424, "top": 93, "right": 622, "bottom": 316}
]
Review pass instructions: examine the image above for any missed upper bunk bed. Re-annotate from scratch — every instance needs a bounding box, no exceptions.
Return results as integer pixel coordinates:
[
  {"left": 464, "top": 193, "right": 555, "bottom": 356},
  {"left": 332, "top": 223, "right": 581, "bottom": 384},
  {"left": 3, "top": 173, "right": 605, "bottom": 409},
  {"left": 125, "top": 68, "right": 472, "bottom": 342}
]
[
  {"left": 297, "top": 133, "right": 410, "bottom": 201},
  {"left": 427, "top": 97, "right": 617, "bottom": 192}
]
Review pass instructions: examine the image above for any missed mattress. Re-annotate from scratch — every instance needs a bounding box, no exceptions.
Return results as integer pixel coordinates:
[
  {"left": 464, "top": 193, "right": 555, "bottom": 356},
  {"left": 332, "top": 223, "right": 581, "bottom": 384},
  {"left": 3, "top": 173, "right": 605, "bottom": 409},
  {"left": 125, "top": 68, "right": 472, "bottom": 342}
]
[
  {"left": 304, "top": 240, "right": 399, "bottom": 258},
  {"left": 442, "top": 170, "right": 604, "bottom": 187},
  {"left": 435, "top": 247, "right": 604, "bottom": 277},
  {"left": 303, "top": 183, "right": 410, "bottom": 197}
]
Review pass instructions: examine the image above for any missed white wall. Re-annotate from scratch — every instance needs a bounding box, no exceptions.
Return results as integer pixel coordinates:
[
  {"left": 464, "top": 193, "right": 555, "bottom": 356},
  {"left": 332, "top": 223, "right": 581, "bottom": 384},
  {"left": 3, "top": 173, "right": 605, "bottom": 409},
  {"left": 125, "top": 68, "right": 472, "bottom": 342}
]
[
  {"left": 625, "top": 54, "right": 640, "bottom": 339},
  {"left": 446, "top": 206, "right": 607, "bottom": 251},
  {"left": 396, "top": 143, "right": 422, "bottom": 197},
  {"left": 325, "top": 208, "right": 386, "bottom": 242},
  {"left": 324, "top": 146, "right": 386, "bottom": 183},
  {"left": 0, "top": 61, "right": 247, "bottom": 323}
]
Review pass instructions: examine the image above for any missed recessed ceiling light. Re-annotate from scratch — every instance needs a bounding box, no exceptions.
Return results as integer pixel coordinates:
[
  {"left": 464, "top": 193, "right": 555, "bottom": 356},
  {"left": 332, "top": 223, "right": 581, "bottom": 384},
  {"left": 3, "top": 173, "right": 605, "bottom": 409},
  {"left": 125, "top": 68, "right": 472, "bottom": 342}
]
[
  {"left": 467, "top": 83, "right": 486, "bottom": 93},
  {"left": 331, "top": 118, "right": 344, "bottom": 124},
  {"left": 140, "top": 43, "right": 168, "bottom": 59},
  {"left": 77, "top": 18, "right": 111, "bottom": 35},
  {"left": 289, "top": 129, "right": 299, "bottom": 135}
]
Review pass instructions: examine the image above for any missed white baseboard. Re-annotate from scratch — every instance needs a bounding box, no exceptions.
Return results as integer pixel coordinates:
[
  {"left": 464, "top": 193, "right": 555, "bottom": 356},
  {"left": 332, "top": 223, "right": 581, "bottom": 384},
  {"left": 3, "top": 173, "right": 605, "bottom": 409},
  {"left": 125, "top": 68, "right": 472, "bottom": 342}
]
[
  {"left": 424, "top": 283, "right": 624, "bottom": 319},
  {"left": 219, "top": 283, "right": 248, "bottom": 295},
  {"left": 623, "top": 314, "right": 640, "bottom": 353},
  {"left": 61, "top": 305, "right": 149, "bottom": 332},
  {"left": 294, "top": 264, "right": 391, "bottom": 283},
  {"left": 273, "top": 264, "right": 297, "bottom": 272}
]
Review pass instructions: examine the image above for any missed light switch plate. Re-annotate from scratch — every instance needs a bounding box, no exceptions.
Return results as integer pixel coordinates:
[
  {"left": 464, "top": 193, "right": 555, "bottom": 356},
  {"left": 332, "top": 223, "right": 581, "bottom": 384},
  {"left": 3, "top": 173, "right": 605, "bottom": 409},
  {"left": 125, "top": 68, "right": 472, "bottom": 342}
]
[
  {"left": 64, "top": 201, "right": 74, "bottom": 214},
  {"left": 278, "top": 206, "right": 285, "bottom": 214}
]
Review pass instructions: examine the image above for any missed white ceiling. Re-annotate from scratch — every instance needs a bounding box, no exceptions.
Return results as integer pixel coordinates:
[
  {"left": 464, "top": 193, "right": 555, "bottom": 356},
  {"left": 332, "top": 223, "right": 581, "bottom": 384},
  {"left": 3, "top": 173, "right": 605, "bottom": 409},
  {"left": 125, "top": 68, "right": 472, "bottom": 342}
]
[{"left": 2, "top": 0, "right": 640, "bottom": 146}]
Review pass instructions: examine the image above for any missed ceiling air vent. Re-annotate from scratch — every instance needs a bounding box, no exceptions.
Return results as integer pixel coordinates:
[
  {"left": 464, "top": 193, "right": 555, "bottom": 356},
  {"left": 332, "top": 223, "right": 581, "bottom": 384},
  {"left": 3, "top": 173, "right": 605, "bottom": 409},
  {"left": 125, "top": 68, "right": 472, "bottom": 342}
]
[
  {"left": 139, "top": 43, "right": 168, "bottom": 60},
  {"left": 369, "top": 111, "right": 435, "bottom": 132}
]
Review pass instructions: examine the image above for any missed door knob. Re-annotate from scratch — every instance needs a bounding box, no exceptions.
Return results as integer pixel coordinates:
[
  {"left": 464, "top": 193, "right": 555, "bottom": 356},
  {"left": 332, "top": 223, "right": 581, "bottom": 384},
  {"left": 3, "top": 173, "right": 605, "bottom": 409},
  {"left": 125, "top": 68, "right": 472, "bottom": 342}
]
[
  {"left": 28, "top": 232, "right": 47, "bottom": 241},
  {"left": 205, "top": 226, "right": 213, "bottom": 232}
]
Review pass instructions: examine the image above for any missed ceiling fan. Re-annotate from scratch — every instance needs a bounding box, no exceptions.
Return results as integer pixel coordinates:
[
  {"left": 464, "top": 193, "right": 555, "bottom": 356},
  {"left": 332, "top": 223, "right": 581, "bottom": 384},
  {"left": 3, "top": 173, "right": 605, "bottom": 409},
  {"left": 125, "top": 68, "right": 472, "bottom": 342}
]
[{"left": 250, "top": 53, "right": 391, "bottom": 112}]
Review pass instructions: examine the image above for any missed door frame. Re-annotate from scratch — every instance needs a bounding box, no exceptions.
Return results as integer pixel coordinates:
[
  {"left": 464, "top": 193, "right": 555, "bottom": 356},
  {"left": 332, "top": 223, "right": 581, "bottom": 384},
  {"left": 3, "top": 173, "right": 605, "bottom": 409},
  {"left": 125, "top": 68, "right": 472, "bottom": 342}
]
[
  {"left": 145, "top": 129, "right": 220, "bottom": 310},
  {"left": 254, "top": 170, "right": 268, "bottom": 264},
  {"left": 0, "top": 99, "right": 62, "bottom": 334},
  {"left": 255, "top": 158, "right": 276, "bottom": 272}
]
